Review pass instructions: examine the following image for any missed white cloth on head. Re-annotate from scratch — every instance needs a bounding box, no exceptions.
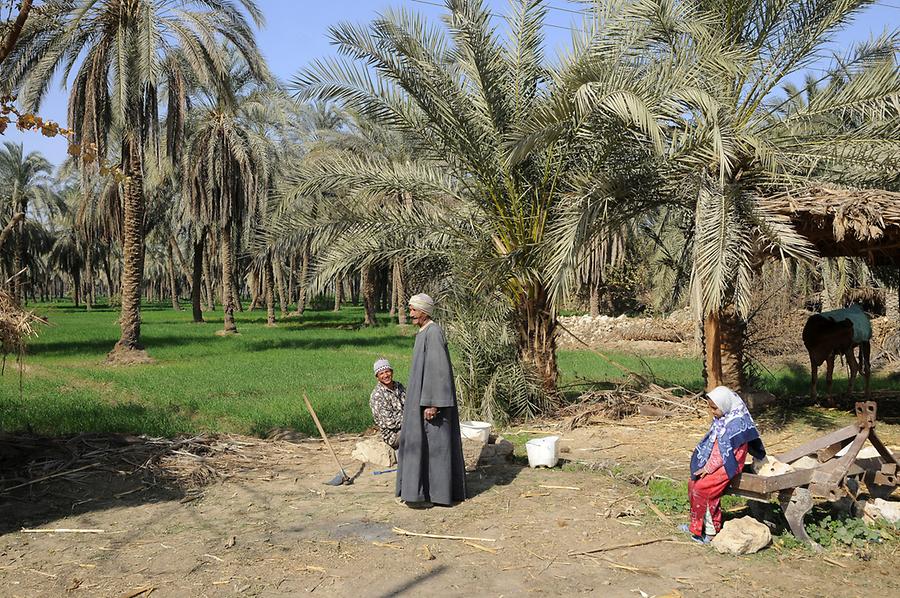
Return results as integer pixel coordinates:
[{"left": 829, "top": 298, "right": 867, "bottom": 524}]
[
  {"left": 374, "top": 358, "right": 392, "bottom": 375},
  {"left": 707, "top": 386, "right": 739, "bottom": 414},
  {"left": 408, "top": 293, "right": 434, "bottom": 315}
]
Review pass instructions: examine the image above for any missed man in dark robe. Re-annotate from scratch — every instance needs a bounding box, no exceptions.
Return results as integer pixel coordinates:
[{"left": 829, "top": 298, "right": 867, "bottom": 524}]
[{"left": 396, "top": 293, "right": 466, "bottom": 507}]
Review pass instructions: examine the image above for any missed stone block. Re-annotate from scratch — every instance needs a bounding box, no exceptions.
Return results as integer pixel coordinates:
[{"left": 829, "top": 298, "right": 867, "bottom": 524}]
[
  {"left": 351, "top": 438, "right": 395, "bottom": 467},
  {"left": 754, "top": 455, "right": 794, "bottom": 477},
  {"left": 792, "top": 456, "right": 820, "bottom": 470},
  {"left": 863, "top": 498, "right": 900, "bottom": 525},
  {"left": 711, "top": 516, "right": 772, "bottom": 555}
]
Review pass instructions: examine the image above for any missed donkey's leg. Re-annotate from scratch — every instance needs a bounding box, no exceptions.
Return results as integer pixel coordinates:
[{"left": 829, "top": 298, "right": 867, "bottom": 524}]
[
  {"left": 825, "top": 355, "right": 836, "bottom": 406},
  {"left": 846, "top": 348, "right": 859, "bottom": 395},
  {"left": 809, "top": 356, "right": 819, "bottom": 404},
  {"left": 861, "top": 342, "right": 871, "bottom": 398}
]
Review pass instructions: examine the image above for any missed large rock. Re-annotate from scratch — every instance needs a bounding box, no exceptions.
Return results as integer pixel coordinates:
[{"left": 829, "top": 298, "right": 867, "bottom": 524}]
[
  {"left": 792, "top": 456, "right": 820, "bottom": 470},
  {"left": 351, "top": 438, "right": 395, "bottom": 467},
  {"left": 863, "top": 498, "right": 900, "bottom": 525},
  {"left": 711, "top": 516, "right": 771, "bottom": 555}
]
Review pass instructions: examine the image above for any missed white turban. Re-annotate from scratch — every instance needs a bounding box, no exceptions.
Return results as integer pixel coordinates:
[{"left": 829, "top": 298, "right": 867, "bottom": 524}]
[
  {"left": 373, "top": 358, "right": 392, "bottom": 375},
  {"left": 408, "top": 293, "right": 434, "bottom": 315}
]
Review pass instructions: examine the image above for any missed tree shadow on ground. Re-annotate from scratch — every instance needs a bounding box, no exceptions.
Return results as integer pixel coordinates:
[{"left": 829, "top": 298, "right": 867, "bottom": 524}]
[
  {"left": 0, "top": 433, "right": 193, "bottom": 535},
  {"left": 376, "top": 564, "right": 448, "bottom": 598},
  {"left": 242, "top": 335, "right": 412, "bottom": 353},
  {"left": 30, "top": 334, "right": 221, "bottom": 357}
]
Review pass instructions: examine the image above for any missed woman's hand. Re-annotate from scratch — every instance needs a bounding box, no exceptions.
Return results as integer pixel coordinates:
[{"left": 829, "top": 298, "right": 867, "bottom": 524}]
[
  {"left": 693, "top": 470, "right": 707, "bottom": 479},
  {"left": 424, "top": 407, "right": 438, "bottom": 421}
]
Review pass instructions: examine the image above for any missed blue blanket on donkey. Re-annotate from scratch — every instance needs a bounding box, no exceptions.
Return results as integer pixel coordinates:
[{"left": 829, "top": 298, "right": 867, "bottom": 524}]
[{"left": 819, "top": 304, "right": 872, "bottom": 345}]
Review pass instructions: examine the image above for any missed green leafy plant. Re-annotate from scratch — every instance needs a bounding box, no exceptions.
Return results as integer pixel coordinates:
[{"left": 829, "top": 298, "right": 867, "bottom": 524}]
[
  {"left": 806, "top": 515, "right": 882, "bottom": 548},
  {"left": 648, "top": 480, "right": 689, "bottom": 513}
]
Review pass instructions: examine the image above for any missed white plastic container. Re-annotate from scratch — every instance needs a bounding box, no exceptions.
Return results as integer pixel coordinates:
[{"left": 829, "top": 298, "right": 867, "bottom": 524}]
[
  {"left": 525, "top": 436, "right": 560, "bottom": 468},
  {"left": 459, "top": 421, "right": 492, "bottom": 444}
]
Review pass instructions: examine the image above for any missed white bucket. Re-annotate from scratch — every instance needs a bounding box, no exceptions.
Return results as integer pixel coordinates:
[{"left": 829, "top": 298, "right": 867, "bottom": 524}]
[
  {"left": 459, "top": 421, "right": 492, "bottom": 444},
  {"left": 525, "top": 436, "right": 560, "bottom": 468}
]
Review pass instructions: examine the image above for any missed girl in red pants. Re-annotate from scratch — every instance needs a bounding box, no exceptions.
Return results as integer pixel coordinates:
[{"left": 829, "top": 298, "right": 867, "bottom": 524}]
[{"left": 683, "top": 387, "right": 765, "bottom": 543}]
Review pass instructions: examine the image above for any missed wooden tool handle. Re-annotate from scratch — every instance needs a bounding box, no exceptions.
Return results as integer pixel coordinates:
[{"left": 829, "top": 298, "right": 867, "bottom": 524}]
[{"left": 303, "top": 393, "right": 347, "bottom": 477}]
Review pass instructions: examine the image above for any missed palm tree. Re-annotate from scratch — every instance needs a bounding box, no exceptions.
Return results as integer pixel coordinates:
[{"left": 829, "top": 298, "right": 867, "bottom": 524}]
[
  {"left": 287, "top": 0, "right": 673, "bottom": 391},
  {"left": 4, "top": 0, "right": 267, "bottom": 360},
  {"left": 183, "top": 63, "right": 274, "bottom": 335},
  {"left": 527, "top": 0, "right": 900, "bottom": 390},
  {"left": 0, "top": 142, "right": 51, "bottom": 302},
  {"left": 669, "top": 3, "right": 900, "bottom": 390}
]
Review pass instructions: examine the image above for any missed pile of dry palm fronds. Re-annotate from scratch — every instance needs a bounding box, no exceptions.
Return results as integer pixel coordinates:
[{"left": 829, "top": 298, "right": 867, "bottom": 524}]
[
  {"left": 0, "top": 433, "right": 311, "bottom": 499},
  {"left": 560, "top": 382, "right": 704, "bottom": 429},
  {"left": 0, "top": 286, "right": 43, "bottom": 373},
  {"left": 874, "top": 318, "right": 900, "bottom": 364},
  {"left": 760, "top": 186, "right": 900, "bottom": 242}
]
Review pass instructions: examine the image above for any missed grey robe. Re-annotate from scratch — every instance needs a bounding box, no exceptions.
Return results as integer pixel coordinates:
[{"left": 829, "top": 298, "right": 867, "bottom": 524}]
[{"left": 396, "top": 321, "right": 466, "bottom": 505}]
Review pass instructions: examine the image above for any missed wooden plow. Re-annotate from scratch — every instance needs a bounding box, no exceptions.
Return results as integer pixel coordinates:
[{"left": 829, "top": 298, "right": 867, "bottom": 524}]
[{"left": 728, "top": 401, "right": 897, "bottom": 549}]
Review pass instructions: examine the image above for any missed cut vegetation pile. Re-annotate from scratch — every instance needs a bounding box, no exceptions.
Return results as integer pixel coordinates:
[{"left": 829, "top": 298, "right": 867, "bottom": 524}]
[
  {"left": 0, "top": 433, "right": 312, "bottom": 502},
  {"left": 0, "top": 287, "right": 42, "bottom": 371},
  {"left": 558, "top": 310, "right": 695, "bottom": 349},
  {"left": 561, "top": 382, "right": 705, "bottom": 426}
]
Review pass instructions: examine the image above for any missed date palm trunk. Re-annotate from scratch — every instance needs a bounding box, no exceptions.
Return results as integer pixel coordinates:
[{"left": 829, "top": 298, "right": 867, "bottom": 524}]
[
  {"left": 220, "top": 219, "right": 238, "bottom": 334},
  {"left": 84, "top": 241, "right": 94, "bottom": 311},
  {"left": 167, "top": 242, "right": 181, "bottom": 311},
  {"left": 287, "top": 252, "right": 296, "bottom": 309},
  {"left": 297, "top": 240, "right": 310, "bottom": 314},
  {"left": 191, "top": 234, "right": 204, "bottom": 322},
  {"left": 514, "top": 283, "right": 558, "bottom": 392},
  {"left": 702, "top": 306, "right": 746, "bottom": 392},
  {"left": 265, "top": 254, "right": 276, "bottom": 326},
  {"left": 109, "top": 135, "right": 148, "bottom": 360},
  {"left": 203, "top": 234, "right": 215, "bottom": 311},
  {"left": 393, "top": 259, "right": 407, "bottom": 325},
  {"left": 73, "top": 270, "right": 81, "bottom": 307},
  {"left": 362, "top": 264, "right": 376, "bottom": 326},
  {"left": 333, "top": 276, "right": 343, "bottom": 312},
  {"left": 13, "top": 196, "right": 26, "bottom": 304},
  {"left": 103, "top": 254, "right": 114, "bottom": 302},
  {"left": 248, "top": 269, "right": 260, "bottom": 311},
  {"left": 275, "top": 260, "right": 287, "bottom": 317}
]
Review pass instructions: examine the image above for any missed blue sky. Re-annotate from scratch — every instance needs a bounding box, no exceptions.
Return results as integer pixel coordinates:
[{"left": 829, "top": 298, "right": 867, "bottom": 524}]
[{"left": 5, "top": 0, "right": 899, "bottom": 167}]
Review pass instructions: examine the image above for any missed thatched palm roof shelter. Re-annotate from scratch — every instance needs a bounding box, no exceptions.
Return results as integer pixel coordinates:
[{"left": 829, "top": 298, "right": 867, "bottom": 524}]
[{"left": 760, "top": 187, "right": 900, "bottom": 264}]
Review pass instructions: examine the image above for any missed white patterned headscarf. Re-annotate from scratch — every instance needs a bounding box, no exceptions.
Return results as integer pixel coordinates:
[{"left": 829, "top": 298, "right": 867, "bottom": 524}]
[
  {"left": 707, "top": 386, "right": 738, "bottom": 417},
  {"left": 691, "top": 385, "right": 763, "bottom": 479},
  {"left": 408, "top": 293, "right": 434, "bottom": 315}
]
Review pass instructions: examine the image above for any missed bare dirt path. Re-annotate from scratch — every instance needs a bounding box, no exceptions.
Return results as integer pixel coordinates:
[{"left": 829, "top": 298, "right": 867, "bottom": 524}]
[{"left": 2, "top": 409, "right": 898, "bottom": 598}]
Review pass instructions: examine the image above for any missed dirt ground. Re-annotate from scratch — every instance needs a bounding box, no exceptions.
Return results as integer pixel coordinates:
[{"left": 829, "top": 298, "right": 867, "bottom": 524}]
[{"left": 2, "top": 402, "right": 899, "bottom": 598}]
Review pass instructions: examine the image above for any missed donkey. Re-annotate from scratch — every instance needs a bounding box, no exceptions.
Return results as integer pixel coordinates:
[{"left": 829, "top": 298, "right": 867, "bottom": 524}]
[{"left": 802, "top": 305, "right": 871, "bottom": 405}]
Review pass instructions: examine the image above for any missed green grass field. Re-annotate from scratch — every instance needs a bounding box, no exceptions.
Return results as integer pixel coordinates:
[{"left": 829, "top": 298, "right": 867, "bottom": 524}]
[{"left": 1, "top": 302, "right": 894, "bottom": 438}]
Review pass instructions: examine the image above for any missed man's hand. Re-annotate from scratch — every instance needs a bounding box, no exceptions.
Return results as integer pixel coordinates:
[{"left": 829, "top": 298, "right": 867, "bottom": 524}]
[{"left": 424, "top": 407, "right": 438, "bottom": 421}]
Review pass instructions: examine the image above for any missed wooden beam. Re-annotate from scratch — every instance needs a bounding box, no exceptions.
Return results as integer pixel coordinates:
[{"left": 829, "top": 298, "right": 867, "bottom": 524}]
[
  {"left": 775, "top": 425, "right": 858, "bottom": 464},
  {"left": 730, "top": 469, "right": 817, "bottom": 494}
]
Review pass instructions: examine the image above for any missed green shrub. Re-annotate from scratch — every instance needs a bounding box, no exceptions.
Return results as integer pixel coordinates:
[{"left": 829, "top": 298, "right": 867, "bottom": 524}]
[{"left": 806, "top": 515, "right": 882, "bottom": 547}]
